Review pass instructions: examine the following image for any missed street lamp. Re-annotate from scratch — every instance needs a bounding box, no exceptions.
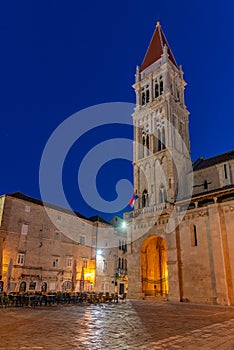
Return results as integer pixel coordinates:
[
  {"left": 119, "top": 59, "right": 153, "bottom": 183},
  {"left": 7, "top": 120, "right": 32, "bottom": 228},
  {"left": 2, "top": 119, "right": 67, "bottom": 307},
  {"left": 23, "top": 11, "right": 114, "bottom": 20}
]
[
  {"left": 121, "top": 221, "right": 127, "bottom": 229},
  {"left": 122, "top": 220, "right": 132, "bottom": 254}
]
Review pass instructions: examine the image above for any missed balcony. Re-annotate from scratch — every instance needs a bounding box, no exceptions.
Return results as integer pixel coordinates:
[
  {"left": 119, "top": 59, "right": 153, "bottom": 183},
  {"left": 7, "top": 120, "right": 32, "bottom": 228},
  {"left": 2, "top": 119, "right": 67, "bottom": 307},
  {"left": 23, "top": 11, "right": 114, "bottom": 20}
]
[
  {"left": 116, "top": 268, "right": 128, "bottom": 278},
  {"left": 124, "top": 202, "right": 175, "bottom": 219}
]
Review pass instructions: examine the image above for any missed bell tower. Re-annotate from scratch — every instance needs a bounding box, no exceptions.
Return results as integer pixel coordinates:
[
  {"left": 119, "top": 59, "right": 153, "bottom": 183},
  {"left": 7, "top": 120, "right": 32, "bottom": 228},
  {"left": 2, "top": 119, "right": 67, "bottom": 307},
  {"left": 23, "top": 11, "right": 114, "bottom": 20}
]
[{"left": 132, "top": 21, "right": 190, "bottom": 208}]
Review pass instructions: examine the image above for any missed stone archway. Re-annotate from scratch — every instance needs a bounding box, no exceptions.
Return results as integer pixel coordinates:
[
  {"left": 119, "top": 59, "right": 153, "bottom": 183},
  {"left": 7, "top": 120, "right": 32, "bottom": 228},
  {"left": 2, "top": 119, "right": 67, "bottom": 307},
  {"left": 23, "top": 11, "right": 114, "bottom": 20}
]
[{"left": 141, "top": 236, "right": 168, "bottom": 297}]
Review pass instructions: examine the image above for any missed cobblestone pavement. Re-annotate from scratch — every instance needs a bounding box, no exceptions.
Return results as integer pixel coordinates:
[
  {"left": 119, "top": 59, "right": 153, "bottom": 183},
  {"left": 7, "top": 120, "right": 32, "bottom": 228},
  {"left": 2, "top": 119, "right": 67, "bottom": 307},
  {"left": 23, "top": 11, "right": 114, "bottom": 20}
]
[{"left": 0, "top": 300, "right": 234, "bottom": 349}]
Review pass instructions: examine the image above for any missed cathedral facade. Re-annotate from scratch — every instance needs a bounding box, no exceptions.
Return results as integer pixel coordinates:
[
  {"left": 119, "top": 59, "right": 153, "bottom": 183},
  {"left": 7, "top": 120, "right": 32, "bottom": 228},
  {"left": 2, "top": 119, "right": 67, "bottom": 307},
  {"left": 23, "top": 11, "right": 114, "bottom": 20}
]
[{"left": 125, "top": 22, "right": 234, "bottom": 305}]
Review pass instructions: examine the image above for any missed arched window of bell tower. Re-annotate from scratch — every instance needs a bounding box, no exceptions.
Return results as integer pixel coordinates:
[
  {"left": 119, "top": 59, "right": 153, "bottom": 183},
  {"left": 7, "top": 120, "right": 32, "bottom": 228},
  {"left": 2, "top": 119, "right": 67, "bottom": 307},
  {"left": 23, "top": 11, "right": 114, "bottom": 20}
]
[
  {"left": 158, "top": 129, "right": 162, "bottom": 151},
  {"left": 160, "top": 78, "right": 164, "bottom": 95},
  {"left": 142, "top": 189, "right": 148, "bottom": 208},
  {"left": 146, "top": 89, "right": 150, "bottom": 103},
  {"left": 162, "top": 127, "right": 166, "bottom": 150},
  {"left": 146, "top": 134, "right": 150, "bottom": 156},
  {"left": 155, "top": 82, "right": 159, "bottom": 98},
  {"left": 141, "top": 85, "right": 150, "bottom": 105},
  {"left": 141, "top": 91, "right": 146, "bottom": 105},
  {"left": 141, "top": 128, "right": 150, "bottom": 158},
  {"left": 159, "top": 185, "right": 167, "bottom": 204},
  {"left": 154, "top": 76, "right": 163, "bottom": 99}
]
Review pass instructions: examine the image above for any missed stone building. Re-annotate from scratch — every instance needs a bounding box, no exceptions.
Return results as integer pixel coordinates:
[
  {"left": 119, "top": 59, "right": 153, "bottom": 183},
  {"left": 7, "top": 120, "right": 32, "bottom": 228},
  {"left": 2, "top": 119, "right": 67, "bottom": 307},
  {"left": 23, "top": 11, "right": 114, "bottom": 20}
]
[
  {"left": 0, "top": 192, "right": 128, "bottom": 295},
  {"left": 109, "top": 216, "right": 128, "bottom": 295},
  {"left": 92, "top": 215, "right": 128, "bottom": 295},
  {"left": 1, "top": 22, "right": 233, "bottom": 305},
  {"left": 0, "top": 192, "right": 96, "bottom": 293},
  {"left": 125, "top": 22, "right": 234, "bottom": 305}
]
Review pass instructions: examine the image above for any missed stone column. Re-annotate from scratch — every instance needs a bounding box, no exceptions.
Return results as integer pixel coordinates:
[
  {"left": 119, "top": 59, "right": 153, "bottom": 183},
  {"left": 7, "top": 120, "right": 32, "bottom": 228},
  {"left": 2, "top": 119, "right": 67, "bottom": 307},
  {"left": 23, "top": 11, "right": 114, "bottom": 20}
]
[
  {"left": 127, "top": 240, "right": 144, "bottom": 299},
  {"left": 166, "top": 219, "right": 183, "bottom": 302}
]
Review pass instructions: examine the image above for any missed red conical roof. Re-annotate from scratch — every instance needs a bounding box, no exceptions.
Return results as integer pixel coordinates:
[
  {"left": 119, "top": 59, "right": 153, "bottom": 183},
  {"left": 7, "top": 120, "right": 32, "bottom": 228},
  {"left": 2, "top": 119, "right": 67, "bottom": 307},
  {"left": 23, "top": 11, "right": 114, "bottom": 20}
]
[{"left": 140, "top": 21, "right": 178, "bottom": 72}]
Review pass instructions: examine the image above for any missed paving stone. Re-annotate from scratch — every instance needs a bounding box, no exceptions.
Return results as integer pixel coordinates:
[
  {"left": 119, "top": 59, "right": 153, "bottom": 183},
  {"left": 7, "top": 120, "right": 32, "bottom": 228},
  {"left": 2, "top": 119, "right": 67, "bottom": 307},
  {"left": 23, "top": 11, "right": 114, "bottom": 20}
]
[{"left": 0, "top": 301, "right": 234, "bottom": 349}]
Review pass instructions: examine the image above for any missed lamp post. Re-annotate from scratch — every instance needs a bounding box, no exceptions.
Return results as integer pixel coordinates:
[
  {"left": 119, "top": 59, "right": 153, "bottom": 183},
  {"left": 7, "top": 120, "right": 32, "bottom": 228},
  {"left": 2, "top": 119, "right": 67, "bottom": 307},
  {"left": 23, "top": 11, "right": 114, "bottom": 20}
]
[{"left": 122, "top": 220, "right": 132, "bottom": 254}]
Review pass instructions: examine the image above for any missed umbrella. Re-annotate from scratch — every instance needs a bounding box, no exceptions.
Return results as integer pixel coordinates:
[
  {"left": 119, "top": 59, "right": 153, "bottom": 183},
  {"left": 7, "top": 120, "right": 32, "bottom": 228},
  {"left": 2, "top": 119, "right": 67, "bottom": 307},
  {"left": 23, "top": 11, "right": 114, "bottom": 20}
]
[
  {"left": 80, "top": 265, "right": 84, "bottom": 293},
  {"left": 6, "top": 258, "right": 13, "bottom": 292},
  {"left": 72, "top": 259, "right": 77, "bottom": 291}
]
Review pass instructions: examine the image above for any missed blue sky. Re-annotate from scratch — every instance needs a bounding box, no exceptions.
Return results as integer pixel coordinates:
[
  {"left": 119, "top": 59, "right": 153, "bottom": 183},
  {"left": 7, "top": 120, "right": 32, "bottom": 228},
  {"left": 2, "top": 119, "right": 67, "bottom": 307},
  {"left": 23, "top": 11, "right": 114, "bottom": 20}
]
[{"left": 0, "top": 0, "right": 234, "bottom": 220}]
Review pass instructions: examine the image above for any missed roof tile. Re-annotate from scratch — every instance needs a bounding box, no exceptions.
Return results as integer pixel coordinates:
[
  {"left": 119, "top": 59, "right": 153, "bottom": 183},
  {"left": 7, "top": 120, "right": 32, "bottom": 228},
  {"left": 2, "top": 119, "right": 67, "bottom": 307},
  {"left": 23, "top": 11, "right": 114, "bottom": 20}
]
[
  {"left": 193, "top": 150, "right": 234, "bottom": 171},
  {"left": 140, "top": 22, "right": 177, "bottom": 71}
]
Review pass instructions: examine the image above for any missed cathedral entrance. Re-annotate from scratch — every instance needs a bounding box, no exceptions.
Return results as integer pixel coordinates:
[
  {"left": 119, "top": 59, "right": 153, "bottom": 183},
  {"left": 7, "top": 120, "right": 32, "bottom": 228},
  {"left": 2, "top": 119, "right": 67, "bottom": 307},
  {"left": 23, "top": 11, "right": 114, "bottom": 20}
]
[{"left": 141, "top": 236, "right": 168, "bottom": 297}]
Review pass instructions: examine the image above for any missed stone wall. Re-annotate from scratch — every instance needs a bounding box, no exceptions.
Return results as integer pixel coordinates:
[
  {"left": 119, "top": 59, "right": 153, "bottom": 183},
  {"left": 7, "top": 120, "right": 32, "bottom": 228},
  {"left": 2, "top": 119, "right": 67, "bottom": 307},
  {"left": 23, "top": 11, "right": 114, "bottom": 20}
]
[
  {"left": 0, "top": 195, "right": 95, "bottom": 293},
  {"left": 127, "top": 196, "right": 234, "bottom": 305}
]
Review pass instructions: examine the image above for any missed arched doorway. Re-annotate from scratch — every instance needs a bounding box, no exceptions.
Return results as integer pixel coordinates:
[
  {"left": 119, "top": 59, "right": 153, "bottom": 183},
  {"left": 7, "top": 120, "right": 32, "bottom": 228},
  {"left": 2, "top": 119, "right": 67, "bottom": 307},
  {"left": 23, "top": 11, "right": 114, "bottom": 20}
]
[
  {"left": 142, "top": 189, "right": 148, "bottom": 208},
  {"left": 141, "top": 236, "right": 168, "bottom": 297}
]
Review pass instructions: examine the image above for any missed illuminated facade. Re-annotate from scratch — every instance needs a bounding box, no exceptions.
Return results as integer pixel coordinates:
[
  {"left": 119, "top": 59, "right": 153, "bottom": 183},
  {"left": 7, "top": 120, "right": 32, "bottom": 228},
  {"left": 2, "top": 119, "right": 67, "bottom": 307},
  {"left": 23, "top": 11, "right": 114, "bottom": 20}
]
[
  {"left": 126, "top": 22, "right": 234, "bottom": 305},
  {"left": 94, "top": 216, "right": 128, "bottom": 295},
  {"left": 0, "top": 193, "right": 128, "bottom": 295},
  {"left": 0, "top": 192, "right": 96, "bottom": 293}
]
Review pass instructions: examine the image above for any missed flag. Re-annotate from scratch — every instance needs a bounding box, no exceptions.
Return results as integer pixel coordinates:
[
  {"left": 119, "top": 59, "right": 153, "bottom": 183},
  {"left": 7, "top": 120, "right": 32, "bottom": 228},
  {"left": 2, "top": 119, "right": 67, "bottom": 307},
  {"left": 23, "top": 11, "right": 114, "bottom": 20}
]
[{"left": 128, "top": 192, "right": 139, "bottom": 208}]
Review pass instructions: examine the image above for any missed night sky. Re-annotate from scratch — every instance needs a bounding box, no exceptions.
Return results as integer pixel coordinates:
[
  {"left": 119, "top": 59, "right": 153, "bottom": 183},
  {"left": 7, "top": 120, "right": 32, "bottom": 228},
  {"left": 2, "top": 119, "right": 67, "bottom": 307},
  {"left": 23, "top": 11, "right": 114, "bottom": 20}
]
[{"left": 1, "top": 0, "right": 234, "bottom": 220}]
